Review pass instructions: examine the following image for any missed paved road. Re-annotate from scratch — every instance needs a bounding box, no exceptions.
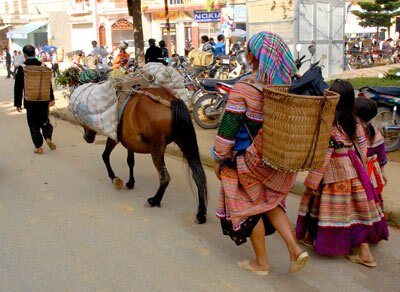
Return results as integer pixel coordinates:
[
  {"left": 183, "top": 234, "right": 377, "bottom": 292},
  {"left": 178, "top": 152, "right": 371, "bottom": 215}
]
[{"left": 0, "top": 75, "right": 399, "bottom": 291}]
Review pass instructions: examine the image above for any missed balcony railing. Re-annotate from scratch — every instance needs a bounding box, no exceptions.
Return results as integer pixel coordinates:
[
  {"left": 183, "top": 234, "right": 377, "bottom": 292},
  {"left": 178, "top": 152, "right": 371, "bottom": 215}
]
[
  {"left": 68, "top": 3, "right": 93, "bottom": 15},
  {"left": 115, "top": 0, "right": 127, "bottom": 8}
]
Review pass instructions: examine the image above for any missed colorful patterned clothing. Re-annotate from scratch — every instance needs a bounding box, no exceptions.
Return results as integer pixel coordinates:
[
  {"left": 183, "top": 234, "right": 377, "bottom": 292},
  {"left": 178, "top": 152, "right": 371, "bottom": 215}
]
[
  {"left": 366, "top": 128, "right": 387, "bottom": 167},
  {"left": 365, "top": 125, "right": 387, "bottom": 206},
  {"left": 213, "top": 82, "right": 297, "bottom": 245},
  {"left": 296, "top": 123, "right": 389, "bottom": 256}
]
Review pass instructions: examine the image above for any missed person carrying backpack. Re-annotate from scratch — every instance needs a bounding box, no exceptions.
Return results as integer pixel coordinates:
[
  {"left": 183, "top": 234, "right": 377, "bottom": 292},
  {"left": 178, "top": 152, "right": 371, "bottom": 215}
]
[{"left": 14, "top": 44, "right": 56, "bottom": 154}]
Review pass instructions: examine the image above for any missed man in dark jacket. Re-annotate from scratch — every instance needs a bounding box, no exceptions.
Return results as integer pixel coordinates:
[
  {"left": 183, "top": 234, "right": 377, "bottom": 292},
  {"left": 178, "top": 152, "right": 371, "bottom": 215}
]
[
  {"left": 159, "top": 40, "right": 169, "bottom": 65},
  {"left": 14, "top": 44, "right": 56, "bottom": 154},
  {"left": 4, "top": 48, "right": 12, "bottom": 79},
  {"left": 145, "top": 38, "right": 163, "bottom": 64}
]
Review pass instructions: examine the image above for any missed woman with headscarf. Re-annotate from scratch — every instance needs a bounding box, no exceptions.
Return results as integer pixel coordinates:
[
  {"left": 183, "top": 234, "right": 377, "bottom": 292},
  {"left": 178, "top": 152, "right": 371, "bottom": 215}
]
[
  {"left": 212, "top": 31, "right": 309, "bottom": 275},
  {"left": 112, "top": 41, "right": 130, "bottom": 70}
]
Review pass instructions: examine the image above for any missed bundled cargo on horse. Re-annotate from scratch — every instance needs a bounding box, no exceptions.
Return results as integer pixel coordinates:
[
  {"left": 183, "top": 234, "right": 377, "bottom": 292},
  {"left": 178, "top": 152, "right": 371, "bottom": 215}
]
[
  {"left": 68, "top": 62, "right": 188, "bottom": 141},
  {"left": 139, "top": 62, "right": 189, "bottom": 104},
  {"left": 69, "top": 80, "right": 119, "bottom": 141}
]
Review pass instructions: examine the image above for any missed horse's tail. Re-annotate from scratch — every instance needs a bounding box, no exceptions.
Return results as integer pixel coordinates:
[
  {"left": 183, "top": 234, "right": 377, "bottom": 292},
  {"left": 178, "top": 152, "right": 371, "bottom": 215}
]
[{"left": 171, "top": 99, "right": 208, "bottom": 223}]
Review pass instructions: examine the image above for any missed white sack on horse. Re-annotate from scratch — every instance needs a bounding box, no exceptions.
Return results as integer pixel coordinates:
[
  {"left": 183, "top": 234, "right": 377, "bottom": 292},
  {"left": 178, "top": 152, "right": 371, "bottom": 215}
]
[
  {"left": 69, "top": 81, "right": 118, "bottom": 141},
  {"left": 140, "top": 62, "right": 189, "bottom": 105}
]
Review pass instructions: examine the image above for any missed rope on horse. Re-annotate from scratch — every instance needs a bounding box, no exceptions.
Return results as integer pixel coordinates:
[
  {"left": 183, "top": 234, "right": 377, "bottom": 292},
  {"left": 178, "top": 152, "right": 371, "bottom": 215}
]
[{"left": 132, "top": 89, "right": 172, "bottom": 108}]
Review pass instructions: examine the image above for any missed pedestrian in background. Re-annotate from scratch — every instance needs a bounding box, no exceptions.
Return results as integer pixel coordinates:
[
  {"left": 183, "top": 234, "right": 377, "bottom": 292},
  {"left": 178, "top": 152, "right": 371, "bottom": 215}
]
[
  {"left": 213, "top": 34, "right": 226, "bottom": 57},
  {"left": 209, "top": 37, "right": 216, "bottom": 47},
  {"left": 112, "top": 41, "right": 130, "bottom": 70},
  {"left": 14, "top": 44, "right": 56, "bottom": 154},
  {"left": 4, "top": 48, "right": 12, "bottom": 79},
  {"left": 145, "top": 38, "right": 163, "bottom": 64},
  {"left": 295, "top": 79, "right": 388, "bottom": 267},
  {"left": 12, "top": 50, "right": 22, "bottom": 79},
  {"left": 200, "top": 35, "right": 214, "bottom": 53},
  {"left": 212, "top": 31, "right": 308, "bottom": 276},
  {"left": 51, "top": 48, "right": 59, "bottom": 77},
  {"left": 159, "top": 40, "right": 169, "bottom": 65}
]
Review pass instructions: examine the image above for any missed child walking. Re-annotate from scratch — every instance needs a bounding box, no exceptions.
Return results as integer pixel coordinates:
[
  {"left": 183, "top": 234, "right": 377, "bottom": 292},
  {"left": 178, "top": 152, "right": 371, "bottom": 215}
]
[
  {"left": 295, "top": 80, "right": 388, "bottom": 267},
  {"left": 354, "top": 97, "right": 388, "bottom": 206}
]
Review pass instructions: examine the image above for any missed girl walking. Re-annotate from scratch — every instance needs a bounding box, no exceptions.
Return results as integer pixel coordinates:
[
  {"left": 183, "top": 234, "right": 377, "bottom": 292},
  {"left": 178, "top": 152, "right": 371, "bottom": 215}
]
[
  {"left": 355, "top": 97, "right": 388, "bottom": 207},
  {"left": 296, "top": 80, "right": 388, "bottom": 267}
]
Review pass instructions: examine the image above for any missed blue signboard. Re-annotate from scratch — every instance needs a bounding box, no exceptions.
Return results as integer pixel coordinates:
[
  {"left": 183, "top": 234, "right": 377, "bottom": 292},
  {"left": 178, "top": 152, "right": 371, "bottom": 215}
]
[{"left": 194, "top": 11, "right": 221, "bottom": 23}]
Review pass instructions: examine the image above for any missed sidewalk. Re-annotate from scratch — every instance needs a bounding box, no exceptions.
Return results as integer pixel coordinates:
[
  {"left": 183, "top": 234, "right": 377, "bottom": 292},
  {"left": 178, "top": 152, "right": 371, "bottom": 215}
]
[
  {"left": 51, "top": 90, "right": 400, "bottom": 228},
  {"left": 330, "top": 63, "right": 400, "bottom": 79}
]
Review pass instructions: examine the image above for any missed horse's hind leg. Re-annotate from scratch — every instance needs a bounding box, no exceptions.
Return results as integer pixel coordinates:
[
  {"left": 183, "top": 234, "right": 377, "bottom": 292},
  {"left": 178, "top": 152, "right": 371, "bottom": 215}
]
[
  {"left": 102, "top": 138, "right": 123, "bottom": 189},
  {"left": 147, "top": 149, "right": 170, "bottom": 207},
  {"left": 126, "top": 150, "right": 135, "bottom": 189}
]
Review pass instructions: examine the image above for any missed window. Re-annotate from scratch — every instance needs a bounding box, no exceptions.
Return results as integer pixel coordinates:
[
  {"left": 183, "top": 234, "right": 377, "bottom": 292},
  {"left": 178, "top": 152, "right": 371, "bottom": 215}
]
[
  {"left": 170, "top": 0, "right": 183, "bottom": 5},
  {"left": 13, "top": 0, "right": 18, "bottom": 14},
  {"left": 115, "top": 0, "right": 127, "bottom": 8},
  {"left": 22, "top": 0, "right": 28, "bottom": 13}
]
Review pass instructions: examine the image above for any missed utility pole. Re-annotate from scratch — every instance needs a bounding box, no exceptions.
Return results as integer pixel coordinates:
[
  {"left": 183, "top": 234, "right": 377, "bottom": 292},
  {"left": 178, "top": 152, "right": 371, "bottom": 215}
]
[
  {"left": 164, "top": 0, "right": 172, "bottom": 57},
  {"left": 127, "top": 0, "right": 145, "bottom": 66}
]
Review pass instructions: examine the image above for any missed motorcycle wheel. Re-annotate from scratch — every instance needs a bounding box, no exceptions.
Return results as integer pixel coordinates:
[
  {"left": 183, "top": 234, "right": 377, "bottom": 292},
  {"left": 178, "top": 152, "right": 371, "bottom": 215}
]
[
  {"left": 190, "top": 90, "right": 205, "bottom": 106},
  {"left": 193, "top": 94, "right": 223, "bottom": 129},
  {"left": 372, "top": 107, "right": 400, "bottom": 152},
  {"left": 219, "top": 65, "right": 230, "bottom": 80}
]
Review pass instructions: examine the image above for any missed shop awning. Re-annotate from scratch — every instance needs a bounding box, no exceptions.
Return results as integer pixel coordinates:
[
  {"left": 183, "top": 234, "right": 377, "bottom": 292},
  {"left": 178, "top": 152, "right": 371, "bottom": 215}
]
[
  {"left": 233, "top": 5, "right": 246, "bottom": 23},
  {"left": 0, "top": 25, "right": 10, "bottom": 32},
  {"left": 6, "top": 21, "right": 47, "bottom": 39}
]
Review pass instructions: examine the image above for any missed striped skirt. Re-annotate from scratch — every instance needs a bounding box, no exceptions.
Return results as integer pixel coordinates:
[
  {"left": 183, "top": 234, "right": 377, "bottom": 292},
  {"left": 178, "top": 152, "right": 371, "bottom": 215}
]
[
  {"left": 216, "top": 149, "right": 297, "bottom": 245},
  {"left": 296, "top": 178, "right": 389, "bottom": 256}
]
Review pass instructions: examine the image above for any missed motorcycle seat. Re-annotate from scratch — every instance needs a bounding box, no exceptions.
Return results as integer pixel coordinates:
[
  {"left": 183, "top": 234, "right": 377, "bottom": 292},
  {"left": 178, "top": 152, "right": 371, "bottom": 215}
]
[
  {"left": 201, "top": 73, "right": 251, "bottom": 89},
  {"left": 360, "top": 86, "right": 400, "bottom": 97},
  {"left": 216, "top": 82, "right": 233, "bottom": 89}
]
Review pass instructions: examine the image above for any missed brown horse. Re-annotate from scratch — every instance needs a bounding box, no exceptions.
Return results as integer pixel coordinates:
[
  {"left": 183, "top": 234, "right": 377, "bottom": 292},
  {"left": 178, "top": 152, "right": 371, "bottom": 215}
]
[{"left": 82, "top": 87, "right": 208, "bottom": 224}]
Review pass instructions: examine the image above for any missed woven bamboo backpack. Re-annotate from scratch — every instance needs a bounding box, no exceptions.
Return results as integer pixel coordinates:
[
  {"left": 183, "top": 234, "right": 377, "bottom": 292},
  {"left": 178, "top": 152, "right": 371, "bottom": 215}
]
[
  {"left": 261, "top": 85, "right": 340, "bottom": 172},
  {"left": 23, "top": 65, "right": 52, "bottom": 101}
]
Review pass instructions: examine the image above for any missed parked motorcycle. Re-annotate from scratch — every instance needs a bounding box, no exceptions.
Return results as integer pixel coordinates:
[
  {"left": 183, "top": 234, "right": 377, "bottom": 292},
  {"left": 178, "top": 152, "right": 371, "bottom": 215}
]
[
  {"left": 210, "top": 51, "right": 250, "bottom": 80},
  {"left": 358, "top": 86, "right": 400, "bottom": 152},
  {"left": 192, "top": 73, "right": 251, "bottom": 129},
  {"left": 193, "top": 81, "right": 233, "bottom": 129}
]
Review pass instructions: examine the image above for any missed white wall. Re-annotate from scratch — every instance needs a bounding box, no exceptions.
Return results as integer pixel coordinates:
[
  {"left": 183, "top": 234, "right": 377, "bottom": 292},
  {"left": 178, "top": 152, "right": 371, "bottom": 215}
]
[{"left": 71, "top": 23, "right": 94, "bottom": 54}]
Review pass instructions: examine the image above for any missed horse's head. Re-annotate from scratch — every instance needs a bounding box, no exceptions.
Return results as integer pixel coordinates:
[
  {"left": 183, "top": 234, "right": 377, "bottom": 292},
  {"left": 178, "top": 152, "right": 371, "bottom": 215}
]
[{"left": 83, "top": 125, "right": 97, "bottom": 143}]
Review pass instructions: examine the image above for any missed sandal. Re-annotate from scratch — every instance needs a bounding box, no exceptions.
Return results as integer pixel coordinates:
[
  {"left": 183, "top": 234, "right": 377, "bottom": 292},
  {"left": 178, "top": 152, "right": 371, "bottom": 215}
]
[
  {"left": 346, "top": 255, "right": 377, "bottom": 268},
  {"left": 289, "top": 251, "right": 309, "bottom": 274},
  {"left": 46, "top": 140, "right": 57, "bottom": 150},
  {"left": 237, "top": 260, "right": 269, "bottom": 276},
  {"left": 298, "top": 238, "right": 314, "bottom": 248},
  {"left": 34, "top": 147, "right": 43, "bottom": 154}
]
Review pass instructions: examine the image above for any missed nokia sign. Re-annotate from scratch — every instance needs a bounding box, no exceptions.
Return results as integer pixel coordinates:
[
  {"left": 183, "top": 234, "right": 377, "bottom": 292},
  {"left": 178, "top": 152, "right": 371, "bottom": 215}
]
[{"left": 193, "top": 11, "right": 221, "bottom": 23}]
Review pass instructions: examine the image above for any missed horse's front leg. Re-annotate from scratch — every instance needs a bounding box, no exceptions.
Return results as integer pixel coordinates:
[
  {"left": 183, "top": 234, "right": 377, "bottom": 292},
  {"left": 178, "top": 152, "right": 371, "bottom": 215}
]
[
  {"left": 126, "top": 150, "right": 135, "bottom": 189},
  {"left": 147, "top": 149, "right": 170, "bottom": 207},
  {"left": 102, "top": 138, "right": 123, "bottom": 189}
]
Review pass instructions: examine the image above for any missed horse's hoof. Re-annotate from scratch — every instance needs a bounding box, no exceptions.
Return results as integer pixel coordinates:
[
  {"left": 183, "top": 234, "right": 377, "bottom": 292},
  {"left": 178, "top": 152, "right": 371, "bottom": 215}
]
[
  {"left": 146, "top": 197, "right": 160, "bottom": 207},
  {"left": 126, "top": 181, "right": 135, "bottom": 189},
  {"left": 113, "top": 177, "right": 123, "bottom": 190},
  {"left": 196, "top": 214, "right": 207, "bottom": 224}
]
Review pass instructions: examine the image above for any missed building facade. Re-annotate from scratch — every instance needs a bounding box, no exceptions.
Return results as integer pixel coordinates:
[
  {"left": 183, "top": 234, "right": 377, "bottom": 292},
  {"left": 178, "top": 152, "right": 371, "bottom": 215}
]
[
  {"left": 1, "top": 0, "right": 247, "bottom": 57},
  {"left": 0, "top": 0, "right": 246, "bottom": 54},
  {"left": 0, "top": 0, "right": 71, "bottom": 51}
]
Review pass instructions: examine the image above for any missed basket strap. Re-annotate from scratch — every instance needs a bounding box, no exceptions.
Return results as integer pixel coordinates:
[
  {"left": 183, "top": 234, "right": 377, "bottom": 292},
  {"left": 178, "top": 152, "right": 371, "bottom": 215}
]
[
  {"left": 243, "top": 123, "right": 254, "bottom": 142},
  {"left": 38, "top": 70, "right": 42, "bottom": 98},
  {"left": 302, "top": 95, "right": 328, "bottom": 168}
]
